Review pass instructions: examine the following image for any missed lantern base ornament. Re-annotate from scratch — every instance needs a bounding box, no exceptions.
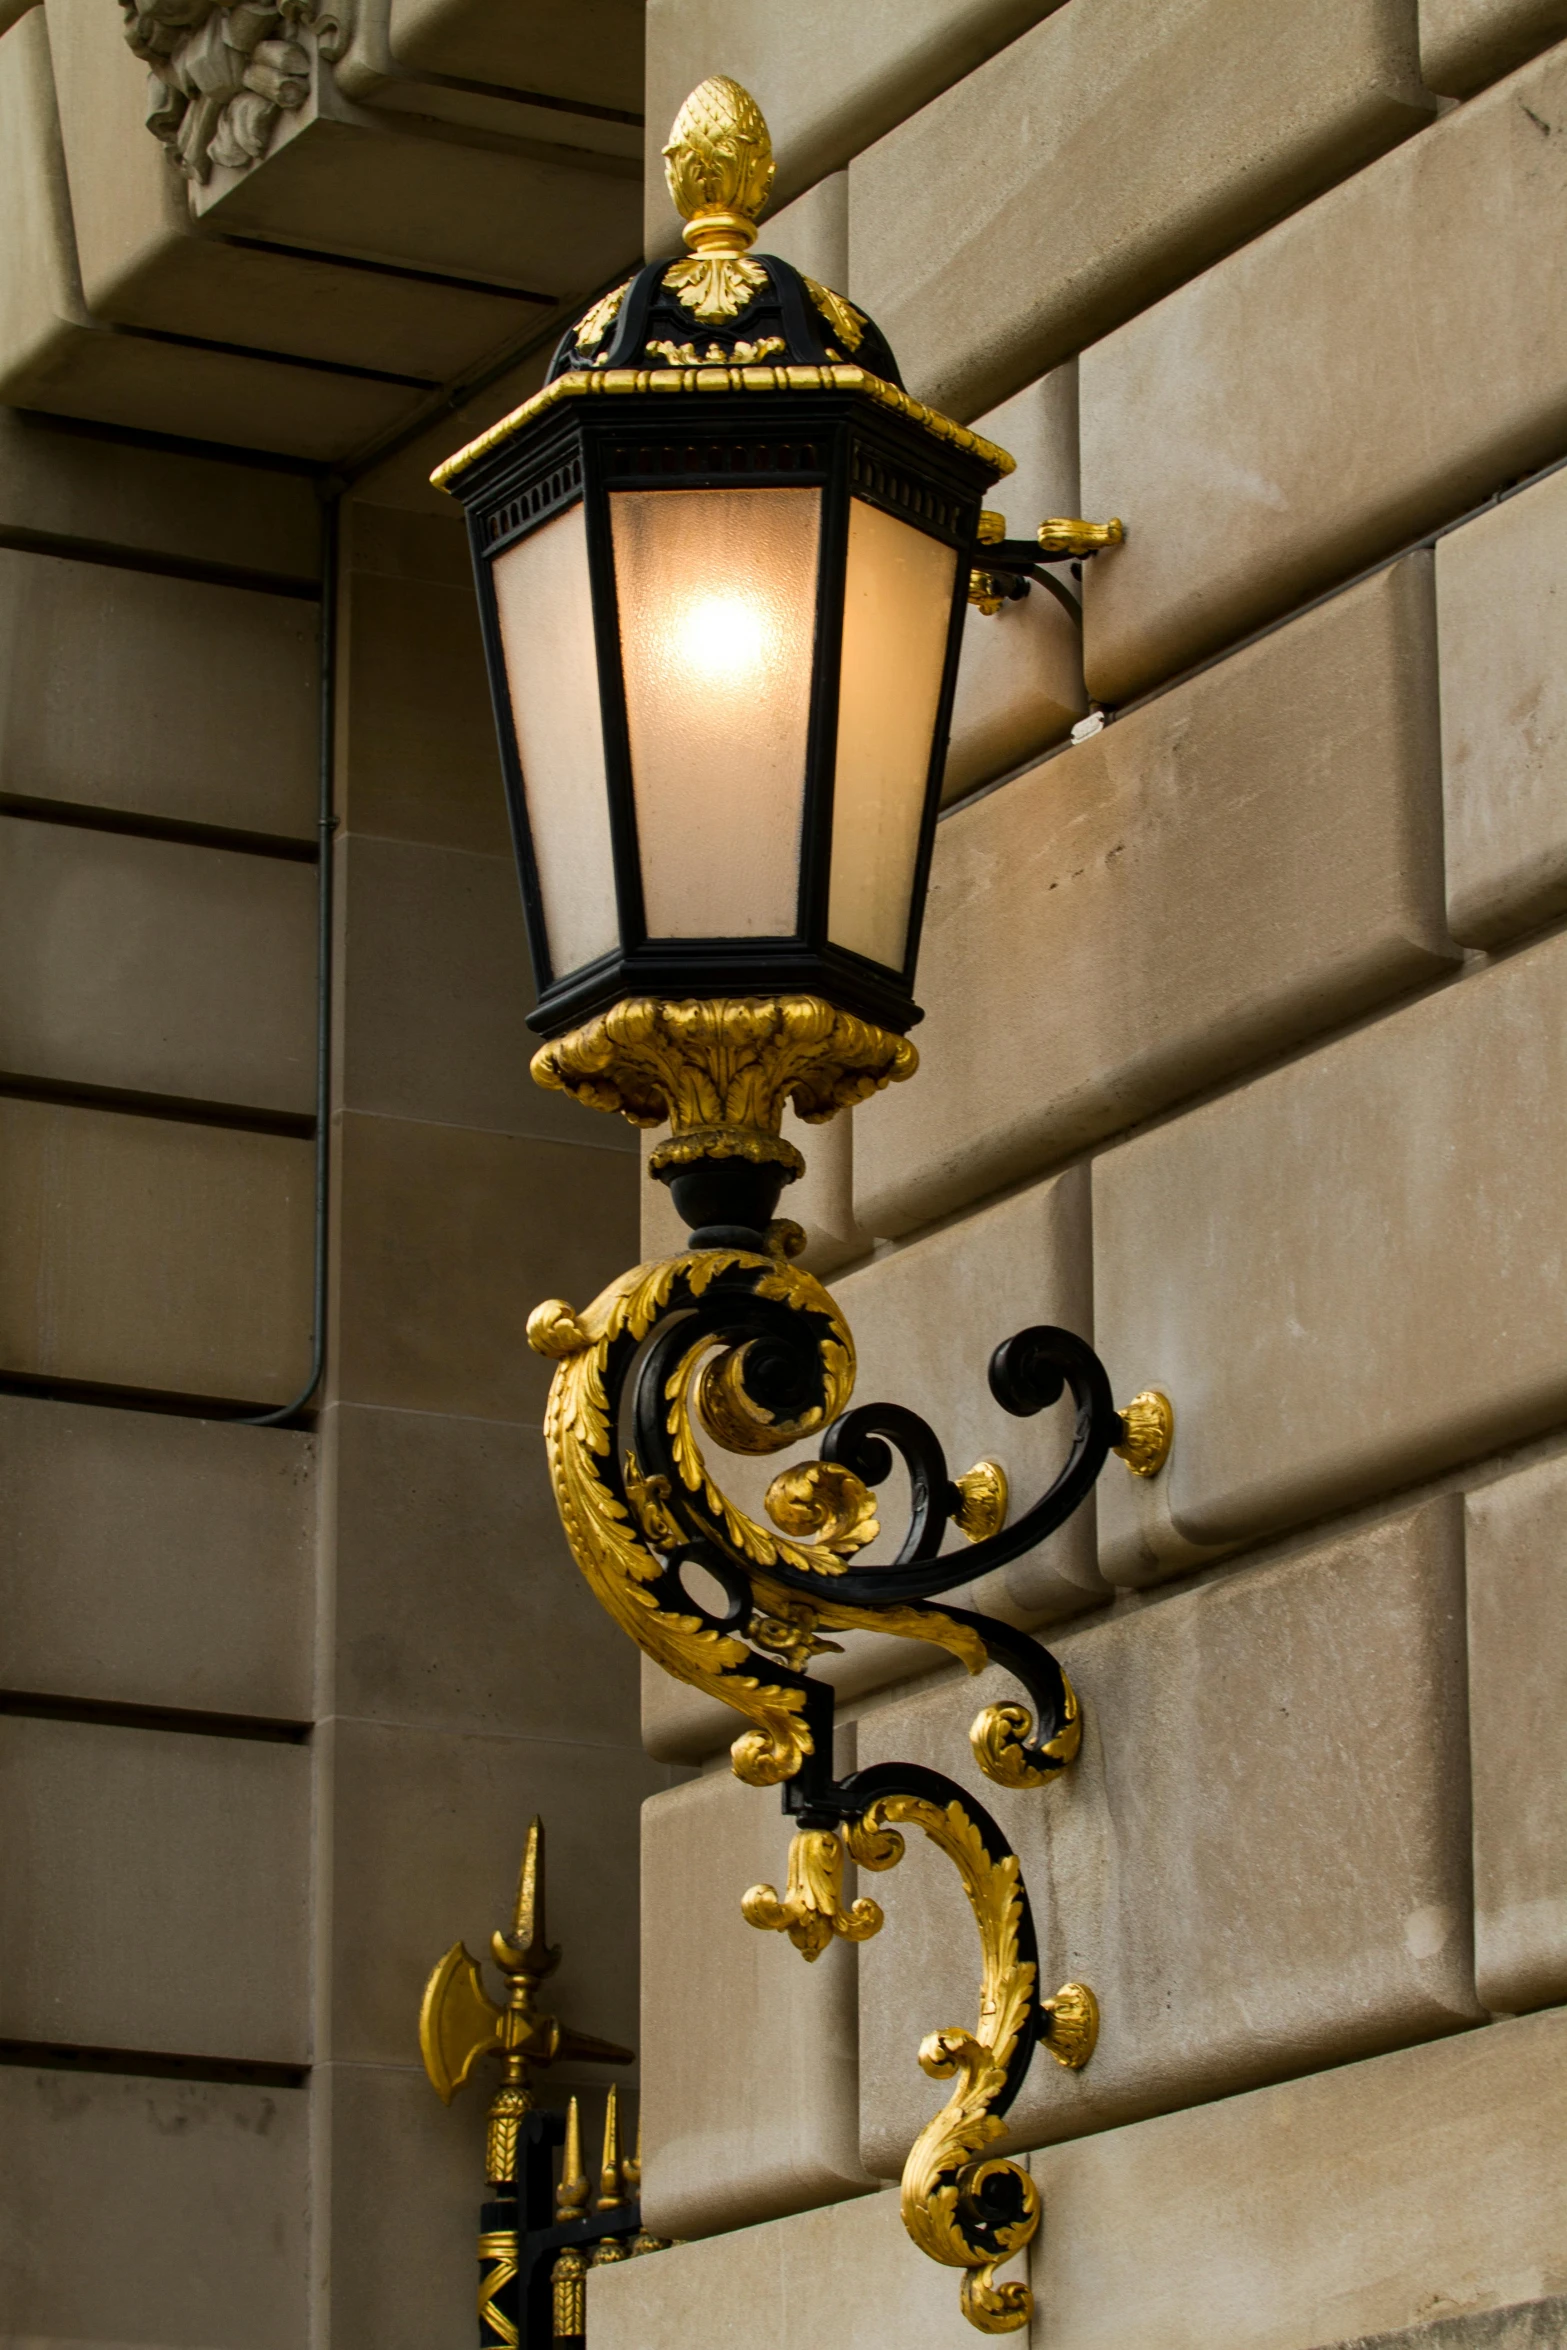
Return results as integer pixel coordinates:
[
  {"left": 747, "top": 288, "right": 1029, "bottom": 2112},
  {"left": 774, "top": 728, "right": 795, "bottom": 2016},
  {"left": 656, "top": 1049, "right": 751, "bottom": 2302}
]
[{"left": 531, "top": 995, "right": 918, "bottom": 1237}]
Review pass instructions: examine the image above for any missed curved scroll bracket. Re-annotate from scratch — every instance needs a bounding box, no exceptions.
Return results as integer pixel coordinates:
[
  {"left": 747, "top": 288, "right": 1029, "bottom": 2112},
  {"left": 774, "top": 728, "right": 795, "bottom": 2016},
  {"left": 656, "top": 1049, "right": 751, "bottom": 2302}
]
[{"left": 528, "top": 1244, "right": 1139, "bottom": 2335}]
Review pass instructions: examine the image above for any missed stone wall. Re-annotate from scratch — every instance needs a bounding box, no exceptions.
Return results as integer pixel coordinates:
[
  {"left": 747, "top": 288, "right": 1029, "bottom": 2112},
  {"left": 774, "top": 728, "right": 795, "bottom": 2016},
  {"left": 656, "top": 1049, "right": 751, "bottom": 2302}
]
[
  {"left": 602, "top": 7, "right": 1567, "bottom": 2348},
  {"left": 0, "top": 45, "right": 660, "bottom": 2336}
]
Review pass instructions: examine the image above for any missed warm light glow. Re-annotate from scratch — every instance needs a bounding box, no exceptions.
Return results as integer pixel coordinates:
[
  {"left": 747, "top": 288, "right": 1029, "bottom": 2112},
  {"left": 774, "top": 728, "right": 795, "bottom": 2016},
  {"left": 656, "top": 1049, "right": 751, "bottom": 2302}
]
[{"left": 675, "top": 591, "right": 769, "bottom": 685}]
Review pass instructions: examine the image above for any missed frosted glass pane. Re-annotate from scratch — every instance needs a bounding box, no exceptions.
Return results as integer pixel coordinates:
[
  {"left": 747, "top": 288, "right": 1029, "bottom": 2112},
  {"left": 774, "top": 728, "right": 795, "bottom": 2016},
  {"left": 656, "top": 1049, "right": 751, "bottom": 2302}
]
[
  {"left": 611, "top": 486, "right": 821, "bottom": 938},
  {"left": 829, "top": 500, "right": 956, "bottom": 972},
  {"left": 492, "top": 504, "right": 617, "bottom": 979}
]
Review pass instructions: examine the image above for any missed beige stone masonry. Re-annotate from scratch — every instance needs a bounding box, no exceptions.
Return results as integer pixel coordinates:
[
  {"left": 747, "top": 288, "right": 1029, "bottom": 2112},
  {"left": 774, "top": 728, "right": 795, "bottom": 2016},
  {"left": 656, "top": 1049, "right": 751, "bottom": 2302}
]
[
  {"left": 0, "top": 10, "right": 414, "bottom": 458},
  {"left": 1465, "top": 1451, "right": 1567, "bottom": 2015},
  {"left": 0, "top": 548, "right": 318, "bottom": 838},
  {"left": 44, "top": 0, "right": 554, "bottom": 388},
  {"left": 594, "top": 2179, "right": 1008, "bottom": 2350},
  {"left": 943, "top": 365, "right": 1086, "bottom": 806},
  {"left": 361, "top": 0, "right": 644, "bottom": 117},
  {"left": 1031, "top": 2008, "right": 1567, "bottom": 2350},
  {"left": 757, "top": 171, "right": 848, "bottom": 288},
  {"left": 1436, "top": 464, "right": 1567, "bottom": 945},
  {"left": 324, "top": 1402, "right": 635, "bottom": 1738},
  {"left": 641, "top": 1165, "right": 1106, "bottom": 1765},
  {"left": 1081, "top": 43, "right": 1567, "bottom": 704},
  {"left": 0, "top": 2065, "right": 308, "bottom": 2350},
  {"left": 1421, "top": 0, "right": 1567, "bottom": 93},
  {"left": 850, "top": 0, "right": 1430, "bottom": 424},
  {"left": 856, "top": 557, "right": 1454, "bottom": 1241},
  {"left": 330, "top": 1111, "right": 638, "bottom": 1421},
  {"left": 0, "top": 818, "right": 316, "bottom": 1113},
  {"left": 1094, "top": 931, "right": 1567, "bottom": 1582},
  {"left": 637, "top": 1766, "right": 876, "bottom": 2241},
  {"left": 0, "top": 1398, "right": 313, "bottom": 1718},
  {"left": 856, "top": 1499, "right": 1480, "bottom": 2173},
  {"left": 0, "top": 1715, "right": 310, "bottom": 2059},
  {"left": 337, "top": 833, "right": 634, "bottom": 1148},
  {"left": 339, "top": 526, "right": 512, "bottom": 857},
  {"left": 0, "top": 407, "right": 319, "bottom": 579},
  {"left": 312, "top": 2058, "right": 498, "bottom": 2350},
  {"left": 643, "top": 0, "right": 1065, "bottom": 255},
  {"left": 0, "top": 1097, "right": 313, "bottom": 1403},
  {"left": 315, "top": 1714, "right": 670, "bottom": 2068}
]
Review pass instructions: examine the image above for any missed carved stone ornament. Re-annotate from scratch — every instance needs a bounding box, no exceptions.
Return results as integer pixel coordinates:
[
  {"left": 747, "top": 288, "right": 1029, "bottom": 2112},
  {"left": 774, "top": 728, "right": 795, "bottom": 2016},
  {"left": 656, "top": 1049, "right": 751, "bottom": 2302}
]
[{"left": 120, "top": 0, "right": 353, "bottom": 183}]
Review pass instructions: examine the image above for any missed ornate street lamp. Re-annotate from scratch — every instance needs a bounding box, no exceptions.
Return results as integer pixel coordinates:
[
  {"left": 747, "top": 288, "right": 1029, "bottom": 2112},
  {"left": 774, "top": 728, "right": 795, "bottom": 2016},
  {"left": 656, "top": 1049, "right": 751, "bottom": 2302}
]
[{"left": 435, "top": 75, "right": 1166, "bottom": 2338}]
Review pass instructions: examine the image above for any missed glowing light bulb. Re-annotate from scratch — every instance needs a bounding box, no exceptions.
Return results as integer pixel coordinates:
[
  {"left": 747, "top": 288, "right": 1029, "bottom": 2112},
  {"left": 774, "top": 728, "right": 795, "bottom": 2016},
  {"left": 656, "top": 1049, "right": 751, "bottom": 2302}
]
[{"left": 676, "top": 591, "right": 767, "bottom": 684}]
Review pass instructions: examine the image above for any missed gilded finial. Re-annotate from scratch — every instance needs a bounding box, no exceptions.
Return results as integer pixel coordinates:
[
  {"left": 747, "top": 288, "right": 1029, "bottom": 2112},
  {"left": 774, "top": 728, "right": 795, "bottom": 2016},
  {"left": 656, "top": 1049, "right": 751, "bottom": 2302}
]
[
  {"left": 556, "top": 2095, "right": 589, "bottom": 2218},
  {"left": 597, "top": 2085, "right": 624, "bottom": 2212},
  {"left": 663, "top": 76, "right": 774, "bottom": 256}
]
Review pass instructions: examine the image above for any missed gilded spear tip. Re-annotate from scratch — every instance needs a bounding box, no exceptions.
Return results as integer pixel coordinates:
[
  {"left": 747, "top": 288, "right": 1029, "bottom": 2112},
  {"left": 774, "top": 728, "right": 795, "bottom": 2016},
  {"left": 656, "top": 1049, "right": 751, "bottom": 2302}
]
[{"left": 596, "top": 2084, "right": 624, "bottom": 2211}]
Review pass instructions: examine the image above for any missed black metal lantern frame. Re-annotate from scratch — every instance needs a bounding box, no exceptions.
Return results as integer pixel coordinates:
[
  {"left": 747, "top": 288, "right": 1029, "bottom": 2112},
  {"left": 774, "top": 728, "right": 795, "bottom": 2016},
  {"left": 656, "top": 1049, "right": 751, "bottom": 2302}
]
[{"left": 457, "top": 386, "right": 993, "bottom": 1043}]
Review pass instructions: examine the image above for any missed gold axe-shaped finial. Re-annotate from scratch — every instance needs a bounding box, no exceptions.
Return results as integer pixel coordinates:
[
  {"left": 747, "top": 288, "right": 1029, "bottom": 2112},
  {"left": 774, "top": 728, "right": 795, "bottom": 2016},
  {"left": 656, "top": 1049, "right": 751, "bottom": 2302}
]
[{"left": 419, "top": 1816, "right": 634, "bottom": 2185}]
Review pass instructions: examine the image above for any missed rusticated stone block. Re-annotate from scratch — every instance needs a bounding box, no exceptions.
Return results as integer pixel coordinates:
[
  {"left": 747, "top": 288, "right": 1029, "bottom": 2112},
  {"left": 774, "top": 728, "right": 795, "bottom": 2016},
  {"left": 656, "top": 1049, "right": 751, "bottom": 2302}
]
[
  {"left": 0, "top": 1397, "right": 313, "bottom": 1719},
  {"left": 637, "top": 1766, "right": 875, "bottom": 2240},
  {"left": 316, "top": 1715, "right": 668, "bottom": 2069},
  {"left": 0, "top": 548, "right": 317, "bottom": 838},
  {"left": 0, "top": 1715, "right": 310, "bottom": 2060},
  {"left": 0, "top": 2065, "right": 307, "bottom": 2350},
  {"left": 1094, "top": 931, "right": 1567, "bottom": 1581},
  {"left": 943, "top": 364, "right": 1086, "bottom": 806},
  {"left": 1465, "top": 1450, "right": 1567, "bottom": 2015},
  {"left": 324, "top": 1402, "right": 635, "bottom": 1740},
  {"left": 1033, "top": 2008, "right": 1567, "bottom": 2349},
  {"left": 758, "top": 170, "right": 848, "bottom": 288},
  {"left": 1420, "top": 0, "right": 1567, "bottom": 94},
  {"left": 643, "top": 0, "right": 1066, "bottom": 253},
  {"left": 594, "top": 2178, "right": 1008, "bottom": 2350},
  {"left": 0, "top": 816, "right": 316, "bottom": 1112},
  {"left": 337, "top": 833, "right": 634, "bottom": 1149},
  {"left": 1081, "top": 44, "right": 1567, "bottom": 703},
  {"left": 857, "top": 1499, "right": 1480, "bottom": 2173},
  {"left": 1436, "top": 465, "right": 1567, "bottom": 945},
  {"left": 641, "top": 1165, "right": 1107, "bottom": 1766},
  {"left": 850, "top": 0, "right": 1429, "bottom": 422},
  {"left": 856, "top": 558, "right": 1454, "bottom": 1240},
  {"left": 331, "top": 1111, "right": 638, "bottom": 1423},
  {"left": 0, "top": 406, "right": 319, "bottom": 578},
  {"left": 0, "top": 1097, "right": 313, "bottom": 1405}
]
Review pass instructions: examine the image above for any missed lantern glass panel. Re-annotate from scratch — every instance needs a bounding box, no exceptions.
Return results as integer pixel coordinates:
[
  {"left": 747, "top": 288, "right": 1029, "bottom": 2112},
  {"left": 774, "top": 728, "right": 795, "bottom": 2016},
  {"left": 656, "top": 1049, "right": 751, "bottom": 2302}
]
[
  {"left": 828, "top": 497, "right": 957, "bottom": 972},
  {"left": 610, "top": 485, "right": 822, "bottom": 938},
  {"left": 493, "top": 502, "right": 617, "bottom": 978}
]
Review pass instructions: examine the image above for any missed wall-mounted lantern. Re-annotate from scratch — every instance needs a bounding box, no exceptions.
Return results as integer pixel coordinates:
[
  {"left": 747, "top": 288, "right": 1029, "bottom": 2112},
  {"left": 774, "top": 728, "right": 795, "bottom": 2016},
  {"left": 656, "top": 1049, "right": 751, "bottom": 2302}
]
[{"left": 436, "top": 75, "right": 1168, "bottom": 2337}]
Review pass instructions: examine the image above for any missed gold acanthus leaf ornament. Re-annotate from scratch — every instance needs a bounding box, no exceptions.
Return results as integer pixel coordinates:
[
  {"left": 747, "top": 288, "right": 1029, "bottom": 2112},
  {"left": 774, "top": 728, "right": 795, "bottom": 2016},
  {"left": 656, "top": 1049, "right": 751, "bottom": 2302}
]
[
  {"left": 802, "top": 274, "right": 866, "bottom": 352},
  {"left": 742, "top": 1826, "right": 884, "bottom": 1960},
  {"left": 843, "top": 1797, "right": 1042, "bottom": 2334},
  {"left": 531, "top": 997, "right": 918, "bottom": 1180},
  {"left": 570, "top": 277, "right": 633, "bottom": 355}
]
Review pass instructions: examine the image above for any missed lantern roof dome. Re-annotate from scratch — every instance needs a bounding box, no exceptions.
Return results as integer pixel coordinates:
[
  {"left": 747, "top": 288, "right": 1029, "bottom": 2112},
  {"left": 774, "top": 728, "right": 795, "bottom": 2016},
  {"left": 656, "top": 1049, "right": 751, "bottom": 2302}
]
[{"left": 432, "top": 76, "right": 1014, "bottom": 495}]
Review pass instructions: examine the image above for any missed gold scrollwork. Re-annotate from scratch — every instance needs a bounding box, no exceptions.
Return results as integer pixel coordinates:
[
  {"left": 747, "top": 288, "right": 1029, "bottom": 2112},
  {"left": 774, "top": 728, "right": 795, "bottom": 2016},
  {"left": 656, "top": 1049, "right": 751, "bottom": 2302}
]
[
  {"left": 844, "top": 1796, "right": 1042, "bottom": 2334},
  {"left": 1036, "top": 516, "right": 1125, "bottom": 557},
  {"left": 969, "top": 1674, "right": 1082, "bottom": 1791},
  {"left": 742, "top": 1825, "right": 884, "bottom": 1959},
  {"left": 531, "top": 996, "right": 918, "bottom": 1176}
]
